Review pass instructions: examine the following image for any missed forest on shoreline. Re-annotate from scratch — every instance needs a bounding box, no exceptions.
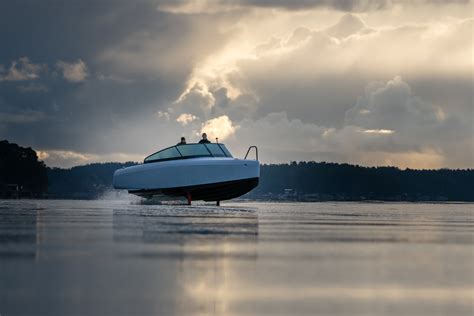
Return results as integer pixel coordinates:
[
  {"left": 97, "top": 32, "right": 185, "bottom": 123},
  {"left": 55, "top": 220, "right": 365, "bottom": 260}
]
[{"left": 1, "top": 140, "right": 473, "bottom": 201}]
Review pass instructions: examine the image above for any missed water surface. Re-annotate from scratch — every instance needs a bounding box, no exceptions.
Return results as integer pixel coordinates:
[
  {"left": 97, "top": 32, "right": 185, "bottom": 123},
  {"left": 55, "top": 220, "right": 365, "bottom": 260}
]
[{"left": 1, "top": 200, "right": 473, "bottom": 315}]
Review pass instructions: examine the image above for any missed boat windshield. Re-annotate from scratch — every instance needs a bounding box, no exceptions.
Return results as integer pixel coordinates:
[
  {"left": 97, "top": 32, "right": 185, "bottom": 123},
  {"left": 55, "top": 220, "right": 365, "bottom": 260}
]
[
  {"left": 217, "top": 144, "right": 233, "bottom": 157},
  {"left": 205, "top": 144, "right": 227, "bottom": 157},
  {"left": 144, "top": 143, "right": 233, "bottom": 163},
  {"left": 143, "top": 147, "right": 181, "bottom": 163},
  {"left": 176, "top": 144, "right": 211, "bottom": 158}
]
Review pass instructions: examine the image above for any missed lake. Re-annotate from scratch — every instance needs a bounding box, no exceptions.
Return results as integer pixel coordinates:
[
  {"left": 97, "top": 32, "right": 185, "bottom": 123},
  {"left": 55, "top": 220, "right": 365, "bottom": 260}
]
[{"left": 0, "top": 200, "right": 473, "bottom": 315}]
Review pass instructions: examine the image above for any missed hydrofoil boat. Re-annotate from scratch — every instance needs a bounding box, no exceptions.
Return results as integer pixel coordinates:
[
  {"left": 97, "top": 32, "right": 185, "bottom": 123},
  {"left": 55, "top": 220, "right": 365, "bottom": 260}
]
[{"left": 113, "top": 143, "right": 259, "bottom": 204}]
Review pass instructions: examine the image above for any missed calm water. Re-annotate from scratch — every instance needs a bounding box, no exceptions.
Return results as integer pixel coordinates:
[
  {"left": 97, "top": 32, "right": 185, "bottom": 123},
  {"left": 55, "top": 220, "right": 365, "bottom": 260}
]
[{"left": 0, "top": 200, "right": 473, "bottom": 316}]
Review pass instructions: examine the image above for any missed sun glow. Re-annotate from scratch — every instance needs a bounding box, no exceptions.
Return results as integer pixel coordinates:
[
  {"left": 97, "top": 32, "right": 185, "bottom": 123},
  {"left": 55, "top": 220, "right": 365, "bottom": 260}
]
[
  {"left": 201, "top": 115, "right": 237, "bottom": 141},
  {"left": 363, "top": 129, "right": 395, "bottom": 135}
]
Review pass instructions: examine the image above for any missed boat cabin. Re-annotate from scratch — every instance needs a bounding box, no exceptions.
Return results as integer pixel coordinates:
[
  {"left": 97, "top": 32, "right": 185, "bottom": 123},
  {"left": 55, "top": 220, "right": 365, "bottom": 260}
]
[{"left": 144, "top": 143, "right": 233, "bottom": 164}]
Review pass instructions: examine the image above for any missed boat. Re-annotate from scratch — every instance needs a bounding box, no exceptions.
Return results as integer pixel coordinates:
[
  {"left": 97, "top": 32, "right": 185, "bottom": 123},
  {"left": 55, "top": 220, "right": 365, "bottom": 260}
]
[{"left": 113, "top": 143, "right": 259, "bottom": 204}]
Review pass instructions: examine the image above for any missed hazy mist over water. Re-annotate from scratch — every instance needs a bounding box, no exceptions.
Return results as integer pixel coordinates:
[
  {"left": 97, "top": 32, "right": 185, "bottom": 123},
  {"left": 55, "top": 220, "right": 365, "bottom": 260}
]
[{"left": 0, "top": 200, "right": 473, "bottom": 315}]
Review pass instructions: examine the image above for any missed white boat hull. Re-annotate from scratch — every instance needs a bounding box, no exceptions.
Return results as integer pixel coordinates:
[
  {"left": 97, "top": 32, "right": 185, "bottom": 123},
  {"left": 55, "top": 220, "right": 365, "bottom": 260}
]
[{"left": 113, "top": 157, "right": 260, "bottom": 200}]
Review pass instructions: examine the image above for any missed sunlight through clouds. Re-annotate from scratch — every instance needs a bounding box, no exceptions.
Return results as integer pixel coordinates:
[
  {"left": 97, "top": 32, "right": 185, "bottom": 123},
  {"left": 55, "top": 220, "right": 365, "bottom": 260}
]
[
  {"left": 201, "top": 115, "right": 237, "bottom": 141},
  {"left": 0, "top": 1, "right": 472, "bottom": 168}
]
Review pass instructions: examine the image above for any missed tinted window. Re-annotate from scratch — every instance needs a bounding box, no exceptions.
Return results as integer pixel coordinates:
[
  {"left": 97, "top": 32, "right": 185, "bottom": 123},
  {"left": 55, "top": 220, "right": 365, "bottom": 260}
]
[
  {"left": 144, "top": 147, "right": 181, "bottom": 162},
  {"left": 176, "top": 144, "right": 211, "bottom": 158},
  {"left": 205, "top": 144, "right": 226, "bottom": 157},
  {"left": 218, "top": 144, "right": 233, "bottom": 157}
]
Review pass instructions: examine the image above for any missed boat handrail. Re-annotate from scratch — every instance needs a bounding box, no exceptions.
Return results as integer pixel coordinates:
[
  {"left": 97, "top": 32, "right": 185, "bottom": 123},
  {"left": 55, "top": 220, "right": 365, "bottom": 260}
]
[{"left": 244, "top": 146, "right": 258, "bottom": 161}]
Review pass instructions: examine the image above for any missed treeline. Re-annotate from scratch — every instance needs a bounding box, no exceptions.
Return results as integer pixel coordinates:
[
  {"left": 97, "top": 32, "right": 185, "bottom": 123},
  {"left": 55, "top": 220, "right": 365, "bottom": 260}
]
[
  {"left": 0, "top": 140, "right": 47, "bottom": 198},
  {"left": 1, "top": 140, "right": 473, "bottom": 201},
  {"left": 46, "top": 161, "right": 474, "bottom": 201},
  {"left": 249, "top": 162, "right": 474, "bottom": 201},
  {"left": 47, "top": 162, "right": 136, "bottom": 199}
]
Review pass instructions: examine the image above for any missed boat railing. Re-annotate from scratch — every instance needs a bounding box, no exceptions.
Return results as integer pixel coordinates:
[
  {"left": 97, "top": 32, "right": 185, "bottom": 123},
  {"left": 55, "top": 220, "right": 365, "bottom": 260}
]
[{"left": 244, "top": 146, "right": 258, "bottom": 161}]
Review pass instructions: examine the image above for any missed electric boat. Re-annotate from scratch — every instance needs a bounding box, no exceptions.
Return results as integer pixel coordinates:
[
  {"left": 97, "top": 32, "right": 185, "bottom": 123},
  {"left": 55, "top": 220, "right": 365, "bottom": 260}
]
[{"left": 113, "top": 143, "right": 259, "bottom": 203}]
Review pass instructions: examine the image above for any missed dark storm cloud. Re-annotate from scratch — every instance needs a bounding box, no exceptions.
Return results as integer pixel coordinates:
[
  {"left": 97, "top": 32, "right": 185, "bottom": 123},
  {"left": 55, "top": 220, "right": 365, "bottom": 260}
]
[
  {"left": 0, "top": 1, "right": 157, "bottom": 62},
  {"left": 0, "top": 0, "right": 234, "bottom": 154},
  {"left": 157, "top": 0, "right": 472, "bottom": 14}
]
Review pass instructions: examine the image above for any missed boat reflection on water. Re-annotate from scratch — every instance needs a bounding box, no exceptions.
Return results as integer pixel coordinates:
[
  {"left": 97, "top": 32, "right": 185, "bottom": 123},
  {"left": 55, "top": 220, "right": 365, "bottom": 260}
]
[
  {"left": 112, "top": 204, "right": 259, "bottom": 314},
  {"left": 0, "top": 200, "right": 260, "bottom": 316},
  {"left": 113, "top": 205, "right": 258, "bottom": 245}
]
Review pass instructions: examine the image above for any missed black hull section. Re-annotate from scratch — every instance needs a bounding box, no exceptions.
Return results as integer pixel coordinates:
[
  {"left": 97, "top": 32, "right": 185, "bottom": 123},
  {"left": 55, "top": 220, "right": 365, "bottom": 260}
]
[{"left": 129, "top": 177, "right": 259, "bottom": 201}]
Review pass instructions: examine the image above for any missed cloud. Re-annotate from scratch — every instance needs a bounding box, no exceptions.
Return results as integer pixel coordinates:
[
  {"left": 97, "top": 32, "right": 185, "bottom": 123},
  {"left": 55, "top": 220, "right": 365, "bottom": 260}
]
[
  {"left": 96, "top": 12, "right": 233, "bottom": 81},
  {"left": 341, "top": 76, "right": 472, "bottom": 166},
  {"left": 201, "top": 115, "right": 237, "bottom": 141},
  {"left": 36, "top": 150, "right": 143, "bottom": 169},
  {"left": 157, "top": 0, "right": 473, "bottom": 14},
  {"left": 56, "top": 59, "right": 88, "bottom": 82},
  {"left": 176, "top": 13, "right": 472, "bottom": 129},
  {"left": 222, "top": 76, "right": 472, "bottom": 169},
  {"left": 325, "top": 13, "right": 368, "bottom": 38},
  {"left": 106, "top": 10, "right": 470, "bottom": 169},
  {"left": 0, "top": 57, "right": 45, "bottom": 81},
  {"left": 176, "top": 113, "right": 198, "bottom": 125},
  {"left": 363, "top": 129, "right": 395, "bottom": 134},
  {"left": 243, "top": 0, "right": 393, "bottom": 11},
  {"left": 155, "top": 110, "right": 170, "bottom": 120},
  {"left": 174, "top": 83, "right": 215, "bottom": 118},
  {"left": 227, "top": 112, "right": 327, "bottom": 160},
  {"left": 345, "top": 76, "right": 440, "bottom": 131}
]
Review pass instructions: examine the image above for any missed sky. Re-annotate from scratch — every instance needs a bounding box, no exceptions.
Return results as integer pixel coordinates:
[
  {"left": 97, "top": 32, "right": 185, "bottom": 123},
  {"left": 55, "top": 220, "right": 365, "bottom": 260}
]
[{"left": 0, "top": 0, "right": 472, "bottom": 169}]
